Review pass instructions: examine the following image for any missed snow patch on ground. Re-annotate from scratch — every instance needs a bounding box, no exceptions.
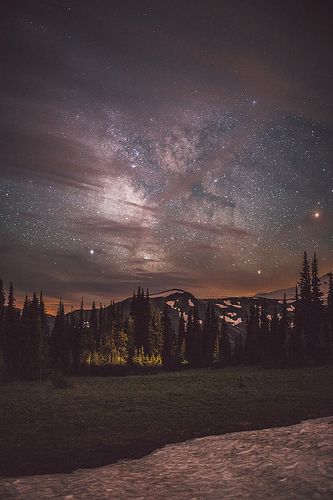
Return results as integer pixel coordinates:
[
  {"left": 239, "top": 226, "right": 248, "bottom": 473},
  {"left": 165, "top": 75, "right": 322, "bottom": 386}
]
[{"left": 2, "top": 418, "right": 332, "bottom": 499}]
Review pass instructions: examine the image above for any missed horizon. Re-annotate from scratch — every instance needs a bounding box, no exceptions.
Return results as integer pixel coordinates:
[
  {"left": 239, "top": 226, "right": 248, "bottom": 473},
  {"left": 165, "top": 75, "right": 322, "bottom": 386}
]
[
  {"left": 1, "top": 1, "right": 332, "bottom": 313},
  {"left": 3, "top": 266, "right": 332, "bottom": 315}
]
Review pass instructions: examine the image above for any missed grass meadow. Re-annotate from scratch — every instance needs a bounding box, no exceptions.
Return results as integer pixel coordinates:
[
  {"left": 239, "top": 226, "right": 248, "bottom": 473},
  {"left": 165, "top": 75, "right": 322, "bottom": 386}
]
[{"left": 1, "top": 366, "right": 332, "bottom": 476}]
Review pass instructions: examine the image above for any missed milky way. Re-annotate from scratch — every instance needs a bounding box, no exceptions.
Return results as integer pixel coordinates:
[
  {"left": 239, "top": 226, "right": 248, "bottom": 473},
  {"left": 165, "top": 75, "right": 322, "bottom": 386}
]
[{"left": 0, "top": 1, "right": 332, "bottom": 310}]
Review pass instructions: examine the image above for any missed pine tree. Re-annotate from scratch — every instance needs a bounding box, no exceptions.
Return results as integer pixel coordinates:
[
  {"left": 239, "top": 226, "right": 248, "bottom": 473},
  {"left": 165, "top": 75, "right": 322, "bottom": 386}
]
[
  {"left": 278, "top": 294, "right": 288, "bottom": 361},
  {"left": 20, "top": 294, "right": 31, "bottom": 377},
  {"left": 97, "top": 303, "right": 105, "bottom": 349},
  {"left": 310, "top": 252, "right": 323, "bottom": 359},
  {"left": 185, "top": 307, "right": 193, "bottom": 362},
  {"left": 299, "top": 251, "right": 312, "bottom": 303},
  {"left": 326, "top": 272, "right": 333, "bottom": 357},
  {"left": 124, "top": 314, "right": 135, "bottom": 364},
  {"left": 0, "top": 279, "right": 5, "bottom": 363},
  {"left": 89, "top": 301, "right": 98, "bottom": 350},
  {"left": 202, "top": 303, "right": 213, "bottom": 366},
  {"left": 244, "top": 304, "right": 259, "bottom": 364},
  {"left": 218, "top": 316, "right": 231, "bottom": 366},
  {"left": 289, "top": 285, "right": 304, "bottom": 365},
  {"left": 328, "top": 273, "right": 333, "bottom": 322},
  {"left": 3, "top": 282, "right": 21, "bottom": 376},
  {"left": 188, "top": 303, "right": 202, "bottom": 367},
  {"left": 39, "top": 291, "right": 48, "bottom": 378},
  {"left": 162, "top": 303, "right": 173, "bottom": 369},
  {"left": 299, "top": 251, "right": 313, "bottom": 359},
  {"left": 71, "top": 297, "right": 83, "bottom": 372},
  {"left": 50, "top": 299, "right": 70, "bottom": 374},
  {"left": 175, "top": 311, "right": 185, "bottom": 363},
  {"left": 26, "top": 293, "right": 42, "bottom": 379},
  {"left": 258, "top": 300, "right": 269, "bottom": 361},
  {"left": 130, "top": 287, "right": 152, "bottom": 355},
  {"left": 269, "top": 307, "right": 279, "bottom": 362}
]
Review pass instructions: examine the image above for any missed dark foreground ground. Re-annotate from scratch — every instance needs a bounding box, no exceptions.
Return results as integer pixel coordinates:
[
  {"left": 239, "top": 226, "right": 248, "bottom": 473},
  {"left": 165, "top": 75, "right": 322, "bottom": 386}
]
[
  {"left": 1, "top": 417, "right": 332, "bottom": 498},
  {"left": 0, "top": 366, "right": 332, "bottom": 477}
]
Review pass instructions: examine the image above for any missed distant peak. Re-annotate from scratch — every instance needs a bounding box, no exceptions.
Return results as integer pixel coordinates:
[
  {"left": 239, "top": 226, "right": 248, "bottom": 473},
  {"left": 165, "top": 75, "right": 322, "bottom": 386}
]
[{"left": 149, "top": 288, "right": 188, "bottom": 297}]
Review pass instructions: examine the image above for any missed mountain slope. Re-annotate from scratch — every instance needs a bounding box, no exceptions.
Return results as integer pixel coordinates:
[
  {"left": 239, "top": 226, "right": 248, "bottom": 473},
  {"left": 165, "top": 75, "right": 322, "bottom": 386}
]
[{"left": 255, "top": 273, "right": 331, "bottom": 300}]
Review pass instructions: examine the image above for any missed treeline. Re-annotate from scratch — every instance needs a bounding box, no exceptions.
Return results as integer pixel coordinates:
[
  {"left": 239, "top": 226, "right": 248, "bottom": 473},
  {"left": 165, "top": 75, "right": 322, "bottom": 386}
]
[
  {"left": 0, "top": 252, "right": 332, "bottom": 380},
  {"left": 245, "top": 252, "right": 333, "bottom": 366}
]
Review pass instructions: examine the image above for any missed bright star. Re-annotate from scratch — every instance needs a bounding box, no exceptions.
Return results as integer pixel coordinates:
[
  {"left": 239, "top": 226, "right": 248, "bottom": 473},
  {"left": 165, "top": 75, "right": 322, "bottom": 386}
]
[{"left": 90, "top": 249, "right": 94, "bottom": 254}]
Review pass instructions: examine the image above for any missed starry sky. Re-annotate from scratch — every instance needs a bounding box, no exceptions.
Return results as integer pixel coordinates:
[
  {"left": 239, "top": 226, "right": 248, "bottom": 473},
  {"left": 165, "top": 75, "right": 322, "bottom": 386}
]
[{"left": 1, "top": 0, "right": 333, "bottom": 312}]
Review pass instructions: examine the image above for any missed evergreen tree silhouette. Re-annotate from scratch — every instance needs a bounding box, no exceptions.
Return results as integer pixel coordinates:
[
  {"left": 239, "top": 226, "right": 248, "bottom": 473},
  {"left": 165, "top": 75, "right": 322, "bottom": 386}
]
[
  {"left": 258, "top": 300, "right": 269, "bottom": 361},
  {"left": 218, "top": 316, "right": 231, "bottom": 366},
  {"left": 278, "top": 294, "right": 288, "bottom": 361},
  {"left": 189, "top": 303, "right": 202, "bottom": 367},
  {"left": 326, "top": 272, "right": 333, "bottom": 357},
  {"left": 185, "top": 307, "right": 193, "bottom": 362},
  {"left": 244, "top": 304, "right": 259, "bottom": 364},
  {"left": 90, "top": 301, "right": 98, "bottom": 350},
  {"left": 202, "top": 303, "right": 213, "bottom": 366},
  {"left": 3, "top": 282, "right": 20, "bottom": 376},
  {"left": 289, "top": 285, "right": 304, "bottom": 365},
  {"left": 130, "top": 287, "right": 152, "bottom": 355},
  {"left": 50, "top": 299, "right": 70, "bottom": 374},
  {"left": 176, "top": 311, "right": 186, "bottom": 362},
  {"left": 299, "top": 251, "right": 313, "bottom": 359},
  {"left": 71, "top": 301, "right": 82, "bottom": 374},
  {"left": 0, "top": 279, "right": 5, "bottom": 362},
  {"left": 26, "top": 292, "right": 42, "bottom": 379},
  {"left": 162, "top": 302, "right": 173, "bottom": 369},
  {"left": 310, "top": 252, "right": 323, "bottom": 359}
]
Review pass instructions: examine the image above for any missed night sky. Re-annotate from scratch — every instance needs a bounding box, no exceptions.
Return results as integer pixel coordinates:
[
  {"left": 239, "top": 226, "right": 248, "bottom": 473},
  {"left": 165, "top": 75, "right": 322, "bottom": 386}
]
[{"left": 1, "top": 1, "right": 332, "bottom": 311}]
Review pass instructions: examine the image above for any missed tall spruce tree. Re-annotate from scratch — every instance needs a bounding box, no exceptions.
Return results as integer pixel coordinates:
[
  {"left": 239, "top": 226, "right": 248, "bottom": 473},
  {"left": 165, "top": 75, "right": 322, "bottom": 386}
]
[
  {"left": 299, "top": 251, "right": 313, "bottom": 359},
  {"left": 3, "top": 282, "right": 21, "bottom": 376},
  {"left": 0, "top": 279, "right": 5, "bottom": 362},
  {"left": 162, "top": 303, "right": 173, "bottom": 368},
  {"left": 71, "top": 297, "right": 83, "bottom": 372},
  {"left": 50, "top": 299, "right": 70, "bottom": 373},
  {"left": 218, "top": 316, "right": 231, "bottom": 366},
  {"left": 289, "top": 285, "right": 304, "bottom": 364},
  {"left": 185, "top": 307, "right": 193, "bottom": 362},
  {"left": 130, "top": 287, "right": 151, "bottom": 355},
  {"left": 38, "top": 291, "right": 48, "bottom": 378},
  {"left": 90, "top": 301, "right": 98, "bottom": 350},
  {"left": 310, "top": 252, "right": 323, "bottom": 358},
  {"left": 189, "top": 303, "right": 202, "bottom": 367},
  {"left": 326, "top": 273, "right": 333, "bottom": 356},
  {"left": 177, "top": 311, "right": 186, "bottom": 362},
  {"left": 26, "top": 293, "right": 42, "bottom": 379},
  {"left": 244, "top": 304, "right": 259, "bottom": 364},
  {"left": 202, "top": 303, "right": 214, "bottom": 366},
  {"left": 278, "top": 294, "right": 288, "bottom": 361},
  {"left": 258, "top": 300, "right": 269, "bottom": 362}
]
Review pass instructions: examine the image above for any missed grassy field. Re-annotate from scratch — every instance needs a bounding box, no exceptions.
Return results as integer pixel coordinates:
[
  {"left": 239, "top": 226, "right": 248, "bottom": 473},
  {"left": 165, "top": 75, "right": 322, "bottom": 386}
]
[{"left": 1, "top": 366, "right": 333, "bottom": 477}]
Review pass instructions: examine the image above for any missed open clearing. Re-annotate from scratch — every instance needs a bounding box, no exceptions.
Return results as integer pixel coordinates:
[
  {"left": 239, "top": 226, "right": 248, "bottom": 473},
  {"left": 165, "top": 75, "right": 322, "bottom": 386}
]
[{"left": 0, "top": 366, "right": 332, "bottom": 477}]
